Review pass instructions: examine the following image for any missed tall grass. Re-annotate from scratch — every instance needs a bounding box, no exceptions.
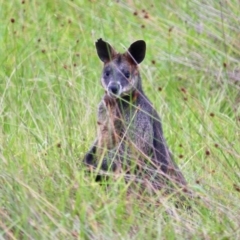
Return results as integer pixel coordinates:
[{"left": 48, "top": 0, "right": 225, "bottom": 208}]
[{"left": 0, "top": 0, "right": 239, "bottom": 239}]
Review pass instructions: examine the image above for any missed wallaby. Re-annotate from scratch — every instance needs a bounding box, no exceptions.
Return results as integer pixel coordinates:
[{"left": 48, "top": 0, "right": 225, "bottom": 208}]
[{"left": 83, "top": 38, "right": 187, "bottom": 192}]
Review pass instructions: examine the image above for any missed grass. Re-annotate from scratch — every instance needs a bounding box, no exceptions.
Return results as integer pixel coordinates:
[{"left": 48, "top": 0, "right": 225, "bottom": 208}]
[{"left": 0, "top": 0, "right": 240, "bottom": 239}]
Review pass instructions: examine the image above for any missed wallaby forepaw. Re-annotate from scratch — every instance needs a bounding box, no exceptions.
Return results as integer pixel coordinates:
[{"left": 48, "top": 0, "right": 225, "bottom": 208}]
[{"left": 103, "top": 94, "right": 117, "bottom": 107}]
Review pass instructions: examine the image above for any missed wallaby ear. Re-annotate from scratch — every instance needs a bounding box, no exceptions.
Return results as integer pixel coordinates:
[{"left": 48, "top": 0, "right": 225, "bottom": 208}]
[
  {"left": 127, "top": 40, "right": 146, "bottom": 64},
  {"left": 95, "top": 38, "right": 116, "bottom": 63}
]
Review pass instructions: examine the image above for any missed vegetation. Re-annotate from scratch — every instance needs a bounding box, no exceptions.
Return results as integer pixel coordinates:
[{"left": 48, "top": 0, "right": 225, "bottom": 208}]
[{"left": 0, "top": 0, "right": 239, "bottom": 239}]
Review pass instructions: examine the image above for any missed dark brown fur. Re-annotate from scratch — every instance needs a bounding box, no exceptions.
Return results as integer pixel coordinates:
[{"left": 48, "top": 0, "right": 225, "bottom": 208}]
[{"left": 96, "top": 94, "right": 123, "bottom": 160}]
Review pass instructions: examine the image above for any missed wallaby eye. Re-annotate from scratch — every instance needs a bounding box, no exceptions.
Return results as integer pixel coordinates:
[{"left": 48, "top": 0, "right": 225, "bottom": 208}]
[
  {"left": 124, "top": 71, "right": 130, "bottom": 79},
  {"left": 104, "top": 70, "right": 111, "bottom": 77}
]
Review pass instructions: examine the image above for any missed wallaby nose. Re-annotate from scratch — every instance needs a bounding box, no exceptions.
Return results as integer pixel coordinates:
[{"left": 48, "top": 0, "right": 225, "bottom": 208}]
[{"left": 107, "top": 82, "right": 120, "bottom": 96}]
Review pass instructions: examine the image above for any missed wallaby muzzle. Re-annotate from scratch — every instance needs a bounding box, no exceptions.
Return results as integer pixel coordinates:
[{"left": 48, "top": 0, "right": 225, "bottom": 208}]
[{"left": 107, "top": 82, "right": 122, "bottom": 98}]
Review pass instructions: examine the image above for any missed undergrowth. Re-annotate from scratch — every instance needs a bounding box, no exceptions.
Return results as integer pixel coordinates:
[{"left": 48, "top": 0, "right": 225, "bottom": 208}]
[{"left": 0, "top": 0, "right": 239, "bottom": 239}]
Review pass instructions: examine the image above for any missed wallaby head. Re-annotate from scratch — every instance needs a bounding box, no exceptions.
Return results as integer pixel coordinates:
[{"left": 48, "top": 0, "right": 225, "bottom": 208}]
[{"left": 95, "top": 38, "right": 146, "bottom": 98}]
